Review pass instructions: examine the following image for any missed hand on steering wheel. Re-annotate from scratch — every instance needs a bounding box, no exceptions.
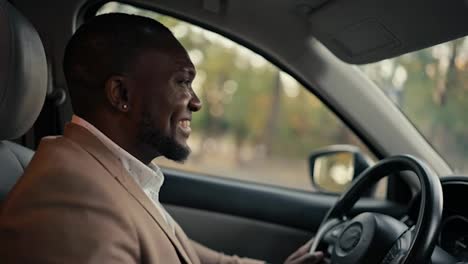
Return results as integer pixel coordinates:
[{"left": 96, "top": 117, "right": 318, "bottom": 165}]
[{"left": 285, "top": 240, "right": 329, "bottom": 264}]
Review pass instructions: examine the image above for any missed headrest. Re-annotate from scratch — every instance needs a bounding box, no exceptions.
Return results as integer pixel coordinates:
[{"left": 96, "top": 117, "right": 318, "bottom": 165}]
[{"left": 0, "top": 0, "right": 47, "bottom": 140}]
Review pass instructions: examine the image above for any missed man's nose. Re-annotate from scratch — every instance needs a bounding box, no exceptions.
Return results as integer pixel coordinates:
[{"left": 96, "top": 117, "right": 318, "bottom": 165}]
[{"left": 188, "top": 90, "right": 202, "bottom": 112}]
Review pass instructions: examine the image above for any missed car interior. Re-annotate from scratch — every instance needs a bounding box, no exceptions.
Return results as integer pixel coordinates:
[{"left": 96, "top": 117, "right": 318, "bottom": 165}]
[{"left": 1, "top": 0, "right": 468, "bottom": 263}]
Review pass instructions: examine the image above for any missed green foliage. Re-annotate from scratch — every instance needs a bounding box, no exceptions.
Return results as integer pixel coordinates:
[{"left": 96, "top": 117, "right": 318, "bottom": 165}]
[{"left": 361, "top": 38, "right": 468, "bottom": 172}]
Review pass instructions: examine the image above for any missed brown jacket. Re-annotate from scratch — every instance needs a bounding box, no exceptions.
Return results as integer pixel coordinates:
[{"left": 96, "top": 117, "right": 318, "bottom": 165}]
[{"left": 0, "top": 123, "right": 264, "bottom": 264}]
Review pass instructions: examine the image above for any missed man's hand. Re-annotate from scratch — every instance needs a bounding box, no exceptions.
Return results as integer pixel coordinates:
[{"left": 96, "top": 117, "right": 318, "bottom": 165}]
[{"left": 284, "top": 240, "right": 329, "bottom": 264}]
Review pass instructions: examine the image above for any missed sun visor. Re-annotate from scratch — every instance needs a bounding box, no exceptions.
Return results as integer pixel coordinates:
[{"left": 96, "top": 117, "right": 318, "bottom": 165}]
[{"left": 308, "top": 0, "right": 468, "bottom": 64}]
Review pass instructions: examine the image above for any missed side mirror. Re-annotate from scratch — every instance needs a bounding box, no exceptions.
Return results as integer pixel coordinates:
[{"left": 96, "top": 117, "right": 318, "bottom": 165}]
[{"left": 309, "top": 145, "right": 373, "bottom": 194}]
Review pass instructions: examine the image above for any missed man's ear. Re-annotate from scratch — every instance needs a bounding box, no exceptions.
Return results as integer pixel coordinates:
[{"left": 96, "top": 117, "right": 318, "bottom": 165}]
[{"left": 104, "top": 75, "right": 131, "bottom": 112}]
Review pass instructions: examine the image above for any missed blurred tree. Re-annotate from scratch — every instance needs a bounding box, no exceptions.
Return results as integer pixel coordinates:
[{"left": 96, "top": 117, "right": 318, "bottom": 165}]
[{"left": 362, "top": 37, "right": 468, "bottom": 173}]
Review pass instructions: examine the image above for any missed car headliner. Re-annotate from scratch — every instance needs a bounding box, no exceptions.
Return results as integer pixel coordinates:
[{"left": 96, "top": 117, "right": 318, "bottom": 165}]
[{"left": 13, "top": 0, "right": 468, "bottom": 63}]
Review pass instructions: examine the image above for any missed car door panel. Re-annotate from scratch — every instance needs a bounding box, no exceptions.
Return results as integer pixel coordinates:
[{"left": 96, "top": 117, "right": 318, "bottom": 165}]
[
  {"left": 160, "top": 169, "right": 406, "bottom": 262},
  {"left": 166, "top": 205, "right": 312, "bottom": 262}
]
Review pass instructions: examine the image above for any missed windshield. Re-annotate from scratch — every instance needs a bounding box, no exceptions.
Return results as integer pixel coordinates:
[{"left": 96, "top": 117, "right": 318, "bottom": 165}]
[{"left": 360, "top": 36, "right": 468, "bottom": 174}]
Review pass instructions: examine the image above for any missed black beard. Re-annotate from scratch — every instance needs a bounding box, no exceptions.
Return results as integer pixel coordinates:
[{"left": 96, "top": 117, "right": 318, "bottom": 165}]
[{"left": 137, "top": 112, "right": 190, "bottom": 162}]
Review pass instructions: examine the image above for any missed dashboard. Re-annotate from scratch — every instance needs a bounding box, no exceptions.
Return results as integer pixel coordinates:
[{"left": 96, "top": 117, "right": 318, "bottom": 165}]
[
  {"left": 439, "top": 215, "right": 468, "bottom": 261},
  {"left": 436, "top": 177, "right": 468, "bottom": 261}
]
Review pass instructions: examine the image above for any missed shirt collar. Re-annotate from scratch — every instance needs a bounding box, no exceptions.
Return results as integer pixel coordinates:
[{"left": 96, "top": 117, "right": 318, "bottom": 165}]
[{"left": 71, "top": 115, "right": 164, "bottom": 197}]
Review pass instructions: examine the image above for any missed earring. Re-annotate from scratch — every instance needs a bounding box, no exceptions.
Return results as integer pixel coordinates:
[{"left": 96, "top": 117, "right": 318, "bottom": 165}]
[{"left": 122, "top": 104, "right": 128, "bottom": 110}]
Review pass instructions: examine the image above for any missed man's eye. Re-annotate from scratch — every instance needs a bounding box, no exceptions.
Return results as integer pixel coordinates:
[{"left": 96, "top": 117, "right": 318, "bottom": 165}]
[{"left": 179, "top": 80, "right": 191, "bottom": 87}]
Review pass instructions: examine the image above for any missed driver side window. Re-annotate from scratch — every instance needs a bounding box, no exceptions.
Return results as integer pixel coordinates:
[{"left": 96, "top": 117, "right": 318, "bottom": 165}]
[{"left": 97, "top": 2, "right": 385, "bottom": 197}]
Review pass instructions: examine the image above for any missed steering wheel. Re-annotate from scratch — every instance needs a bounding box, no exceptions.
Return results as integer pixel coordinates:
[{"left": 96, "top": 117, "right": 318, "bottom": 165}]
[{"left": 309, "top": 155, "right": 443, "bottom": 264}]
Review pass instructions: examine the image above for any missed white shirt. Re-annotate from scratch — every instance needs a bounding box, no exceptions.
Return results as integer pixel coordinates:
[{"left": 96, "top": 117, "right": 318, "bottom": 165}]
[{"left": 71, "top": 115, "right": 175, "bottom": 234}]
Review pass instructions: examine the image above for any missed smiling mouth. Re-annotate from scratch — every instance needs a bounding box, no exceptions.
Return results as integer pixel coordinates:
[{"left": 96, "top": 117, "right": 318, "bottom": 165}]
[{"left": 178, "top": 120, "right": 192, "bottom": 136}]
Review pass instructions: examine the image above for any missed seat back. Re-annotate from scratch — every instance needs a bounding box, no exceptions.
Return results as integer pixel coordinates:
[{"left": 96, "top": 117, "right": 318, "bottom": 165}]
[
  {"left": 0, "top": 0, "right": 48, "bottom": 201},
  {"left": 0, "top": 142, "right": 34, "bottom": 200}
]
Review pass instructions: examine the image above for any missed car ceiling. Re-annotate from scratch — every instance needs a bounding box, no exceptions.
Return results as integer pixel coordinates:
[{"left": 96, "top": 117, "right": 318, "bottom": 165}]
[{"left": 11, "top": 0, "right": 468, "bottom": 89}]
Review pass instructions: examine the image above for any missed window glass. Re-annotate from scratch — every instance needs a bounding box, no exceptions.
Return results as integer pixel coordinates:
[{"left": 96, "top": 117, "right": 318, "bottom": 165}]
[
  {"left": 360, "top": 37, "right": 468, "bottom": 174},
  {"left": 97, "top": 2, "right": 381, "bottom": 194}
]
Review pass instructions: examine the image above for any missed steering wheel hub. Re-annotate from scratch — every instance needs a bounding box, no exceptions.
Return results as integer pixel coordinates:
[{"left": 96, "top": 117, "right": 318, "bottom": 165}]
[
  {"left": 333, "top": 213, "right": 408, "bottom": 263},
  {"left": 338, "top": 224, "right": 362, "bottom": 252}
]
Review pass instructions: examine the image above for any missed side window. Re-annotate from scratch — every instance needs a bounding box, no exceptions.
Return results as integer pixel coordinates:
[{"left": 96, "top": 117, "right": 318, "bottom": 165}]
[{"left": 97, "top": 3, "right": 382, "bottom": 195}]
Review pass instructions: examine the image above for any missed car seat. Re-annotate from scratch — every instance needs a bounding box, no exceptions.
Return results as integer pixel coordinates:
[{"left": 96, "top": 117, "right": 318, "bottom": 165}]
[{"left": 0, "top": 0, "right": 48, "bottom": 202}]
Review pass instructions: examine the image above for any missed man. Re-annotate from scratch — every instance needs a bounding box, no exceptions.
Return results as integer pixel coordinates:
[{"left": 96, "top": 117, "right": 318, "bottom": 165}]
[{"left": 0, "top": 14, "right": 326, "bottom": 264}]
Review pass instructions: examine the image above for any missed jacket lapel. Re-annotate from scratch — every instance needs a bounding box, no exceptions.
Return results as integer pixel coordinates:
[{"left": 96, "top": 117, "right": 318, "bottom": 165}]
[
  {"left": 113, "top": 171, "right": 193, "bottom": 264},
  {"left": 64, "top": 123, "right": 192, "bottom": 264}
]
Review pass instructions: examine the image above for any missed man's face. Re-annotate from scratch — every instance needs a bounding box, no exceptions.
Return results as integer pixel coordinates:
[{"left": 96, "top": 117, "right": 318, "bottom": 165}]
[{"left": 129, "top": 46, "right": 201, "bottom": 162}]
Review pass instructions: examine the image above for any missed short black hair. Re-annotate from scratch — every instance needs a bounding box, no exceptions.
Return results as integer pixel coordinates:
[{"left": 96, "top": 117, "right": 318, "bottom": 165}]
[{"left": 63, "top": 13, "right": 179, "bottom": 117}]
